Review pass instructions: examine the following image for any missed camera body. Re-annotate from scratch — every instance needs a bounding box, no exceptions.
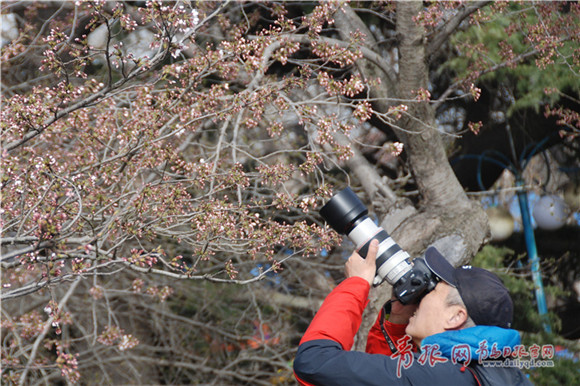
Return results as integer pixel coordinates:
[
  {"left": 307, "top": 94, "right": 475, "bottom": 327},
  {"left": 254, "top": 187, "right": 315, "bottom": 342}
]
[{"left": 320, "top": 187, "right": 438, "bottom": 304}]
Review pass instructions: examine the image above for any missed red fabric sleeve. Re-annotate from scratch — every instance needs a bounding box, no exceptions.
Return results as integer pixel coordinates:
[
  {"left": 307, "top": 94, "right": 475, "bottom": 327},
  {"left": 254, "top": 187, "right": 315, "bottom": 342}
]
[
  {"left": 299, "top": 277, "right": 370, "bottom": 350},
  {"left": 365, "top": 312, "right": 410, "bottom": 355}
]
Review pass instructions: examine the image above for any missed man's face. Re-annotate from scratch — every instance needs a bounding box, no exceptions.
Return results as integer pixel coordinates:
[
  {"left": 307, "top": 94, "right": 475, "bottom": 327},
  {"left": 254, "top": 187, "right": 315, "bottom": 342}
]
[{"left": 405, "top": 282, "right": 453, "bottom": 345}]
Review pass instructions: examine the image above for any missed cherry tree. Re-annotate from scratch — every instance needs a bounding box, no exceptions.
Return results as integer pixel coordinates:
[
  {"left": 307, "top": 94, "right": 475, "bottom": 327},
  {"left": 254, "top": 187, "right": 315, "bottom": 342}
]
[{"left": 1, "top": 1, "right": 578, "bottom": 384}]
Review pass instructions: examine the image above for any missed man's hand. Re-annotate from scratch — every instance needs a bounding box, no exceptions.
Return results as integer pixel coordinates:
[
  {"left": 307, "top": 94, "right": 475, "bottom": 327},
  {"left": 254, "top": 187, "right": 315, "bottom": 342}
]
[
  {"left": 345, "top": 239, "right": 378, "bottom": 286},
  {"left": 388, "top": 297, "right": 418, "bottom": 325}
]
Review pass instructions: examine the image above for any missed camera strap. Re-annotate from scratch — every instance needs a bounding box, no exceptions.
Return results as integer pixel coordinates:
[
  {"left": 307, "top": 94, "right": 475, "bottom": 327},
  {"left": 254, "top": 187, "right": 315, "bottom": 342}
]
[{"left": 379, "top": 300, "right": 399, "bottom": 354}]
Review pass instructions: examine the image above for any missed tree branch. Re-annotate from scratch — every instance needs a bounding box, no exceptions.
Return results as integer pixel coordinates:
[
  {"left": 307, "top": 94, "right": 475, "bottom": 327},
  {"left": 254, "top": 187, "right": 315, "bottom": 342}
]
[
  {"left": 332, "top": 131, "right": 398, "bottom": 206},
  {"left": 426, "top": 1, "right": 492, "bottom": 60},
  {"left": 283, "top": 34, "right": 397, "bottom": 92},
  {"left": 18, "top": 277, "right": 82, "bottom": 386},
  {"left": 333, "top": 4, "right": 398, "bottom": 93},
  {"left": 433, "top": 47, "right": 544, "bottom": 110},
  {"left": 3, "top": 1, "right": 232, "bottom": 153}
]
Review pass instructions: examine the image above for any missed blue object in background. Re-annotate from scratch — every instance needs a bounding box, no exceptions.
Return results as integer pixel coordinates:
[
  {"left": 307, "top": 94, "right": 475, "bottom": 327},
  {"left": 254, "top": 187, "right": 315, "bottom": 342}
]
[
  {"left": 515, "top": 180, "right": 551, "bottom": 333},
  {"left": 250, "top": 263, "right": 281, "bottom": 287}
]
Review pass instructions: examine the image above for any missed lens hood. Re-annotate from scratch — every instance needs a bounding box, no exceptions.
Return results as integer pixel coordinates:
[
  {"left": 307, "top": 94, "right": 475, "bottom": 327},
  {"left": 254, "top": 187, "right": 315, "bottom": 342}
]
[{"left": 320, "top": 187, "right": 368, "bottom": 234}]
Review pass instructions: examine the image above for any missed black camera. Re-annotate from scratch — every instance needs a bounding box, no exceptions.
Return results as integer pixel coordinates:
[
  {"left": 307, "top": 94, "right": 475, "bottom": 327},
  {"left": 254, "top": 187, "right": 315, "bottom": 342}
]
[{"left": 320, "top": 187, "right": 438, "bottom": 304}]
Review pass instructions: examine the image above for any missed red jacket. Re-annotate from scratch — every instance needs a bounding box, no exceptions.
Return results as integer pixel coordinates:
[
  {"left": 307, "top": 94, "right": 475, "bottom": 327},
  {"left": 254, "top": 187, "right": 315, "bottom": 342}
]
[
  {"left": 298, "top": 277, "right": 411, "bottom": 355},
  {"left": 365, "top": 301, "right": 411, "bottom": 356}
]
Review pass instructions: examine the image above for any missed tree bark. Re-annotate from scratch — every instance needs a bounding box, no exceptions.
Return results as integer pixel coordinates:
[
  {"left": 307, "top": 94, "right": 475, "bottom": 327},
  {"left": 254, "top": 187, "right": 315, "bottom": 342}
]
[{"left": 396, "top": 2, "right": 467, "bottom": 209}]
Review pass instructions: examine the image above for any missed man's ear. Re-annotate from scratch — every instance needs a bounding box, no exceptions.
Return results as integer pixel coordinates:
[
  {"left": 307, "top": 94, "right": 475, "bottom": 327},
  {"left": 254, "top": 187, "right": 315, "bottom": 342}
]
[{"left": 444, "top": 305, "right": 468, "bottom": 330}]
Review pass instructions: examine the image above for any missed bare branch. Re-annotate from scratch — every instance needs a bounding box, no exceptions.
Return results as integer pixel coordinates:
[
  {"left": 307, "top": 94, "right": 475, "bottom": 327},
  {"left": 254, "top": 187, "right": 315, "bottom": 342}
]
[{"left": 426, "top": 1, "right": 492, "bottom": 60}]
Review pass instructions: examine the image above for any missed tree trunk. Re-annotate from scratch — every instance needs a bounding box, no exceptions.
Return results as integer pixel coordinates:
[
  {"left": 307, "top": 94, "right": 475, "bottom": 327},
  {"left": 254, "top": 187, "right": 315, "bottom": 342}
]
[{"left": 350, "top": 2, "right": 490, "bottom": 351}]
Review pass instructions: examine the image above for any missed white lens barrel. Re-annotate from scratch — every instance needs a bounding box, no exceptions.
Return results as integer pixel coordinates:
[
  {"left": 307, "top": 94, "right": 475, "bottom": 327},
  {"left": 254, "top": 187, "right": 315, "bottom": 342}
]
[
  {"left": 348, "top": 218, "right": 381, "bottom": 247},
  {"left": 347, "top": 218, "right": 411, "bottom": 285},
  {"left": 376, "top": 249, "right": 411, "bottom": 284}
]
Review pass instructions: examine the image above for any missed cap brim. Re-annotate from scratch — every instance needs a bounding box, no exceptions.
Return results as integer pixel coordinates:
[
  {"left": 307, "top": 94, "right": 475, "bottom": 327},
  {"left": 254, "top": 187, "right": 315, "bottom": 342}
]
[{"left": 424, "top": 247, "right": 457, "bottom": 287}]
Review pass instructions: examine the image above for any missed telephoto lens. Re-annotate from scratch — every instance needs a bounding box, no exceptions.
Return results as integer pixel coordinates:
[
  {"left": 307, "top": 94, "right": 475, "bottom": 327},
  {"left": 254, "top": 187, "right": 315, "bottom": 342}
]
[
  {"left": 320, "top": 187, "right": 438, "bottom": 304},
  {"left": 320, "top": 187, "right": 413, "bottom": 286}
]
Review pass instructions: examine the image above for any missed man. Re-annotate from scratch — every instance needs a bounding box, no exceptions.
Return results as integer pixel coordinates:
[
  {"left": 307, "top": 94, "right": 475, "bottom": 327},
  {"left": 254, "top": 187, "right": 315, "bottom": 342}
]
[{"left": 294, "top": 240, "right": 533, "bottom": 385}]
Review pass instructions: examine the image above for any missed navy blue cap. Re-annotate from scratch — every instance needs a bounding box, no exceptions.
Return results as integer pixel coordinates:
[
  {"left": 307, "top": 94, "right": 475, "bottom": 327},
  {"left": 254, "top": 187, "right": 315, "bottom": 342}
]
[{"left": 424, "top": 247, "right": 514, "bottom": 329}]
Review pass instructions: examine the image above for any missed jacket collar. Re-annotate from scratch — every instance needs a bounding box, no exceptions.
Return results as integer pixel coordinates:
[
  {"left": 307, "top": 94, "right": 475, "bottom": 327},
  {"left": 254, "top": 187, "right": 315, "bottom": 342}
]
[{"left": 420, "top": 326, "right": 521, "bottom": 360}]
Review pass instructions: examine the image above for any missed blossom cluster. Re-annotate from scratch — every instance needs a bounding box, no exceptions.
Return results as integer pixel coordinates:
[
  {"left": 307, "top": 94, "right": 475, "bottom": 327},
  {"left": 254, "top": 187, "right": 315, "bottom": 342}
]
[
  {"left": 55, "top": 345, "right": 80, "bottom": 383},
  {"left": 97, "top": 325, "right": 140, "bottom": 351},
  {"left": 145, "top": 285, "right": 174, "bottom": 302},
  {"left": 318, "top": 72, "right": 365, "bottom": 97}
]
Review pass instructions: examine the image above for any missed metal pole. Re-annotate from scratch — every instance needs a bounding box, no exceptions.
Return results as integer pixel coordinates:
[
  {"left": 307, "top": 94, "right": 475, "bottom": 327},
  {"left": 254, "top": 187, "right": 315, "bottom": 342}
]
[{"left": 516, "top": 179, "right": 551, "bottom": 333}]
